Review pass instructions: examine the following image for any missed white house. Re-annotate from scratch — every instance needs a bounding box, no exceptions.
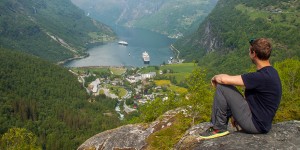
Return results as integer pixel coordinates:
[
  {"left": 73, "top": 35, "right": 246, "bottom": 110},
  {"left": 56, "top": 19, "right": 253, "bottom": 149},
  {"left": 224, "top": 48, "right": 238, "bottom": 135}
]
[
  {"left": 90, "top": 78, "right": 101, "bottom": 93},
  {"left": 141, "top": 72, "right": 156, "bottom": 80},
  {"left": 126, "top": 72, "right": 156, "bottom": 84},
  {"left": 126, "top": 75, "right": 142, "bottom": 84}
]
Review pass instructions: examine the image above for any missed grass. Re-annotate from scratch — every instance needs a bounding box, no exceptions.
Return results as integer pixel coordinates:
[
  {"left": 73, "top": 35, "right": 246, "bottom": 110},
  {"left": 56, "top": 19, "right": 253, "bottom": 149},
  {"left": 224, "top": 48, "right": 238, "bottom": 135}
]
[
  {"left": 160, "top": 63, "right": 197, "bottom": 73},
  {"left": 71, "top": 67, "right": 110, "bottom": 75},
  {"left": 158, "top": 63, "right": 197, "bottom": 83},
  {"left": 146, "top": 114, "right": 191, "bottom": 150},
  {"left": 161, "top": 72, "right": 189, "bottom": 83},
  {"left": 107, "top": 85, "right": 127, "bottom": 98},
  {"left": 154, "top": 80, "right": 188, "bottom": 94},
  {"left": 139, "top": 66, "right": 158, "bottom": 74},
  {"left": 154, "top": 80, "right": 171, "bottom": 87},
  {"left": 118, "top": 88, "right": 127, "bottom": 98},
  {"left": 169, "top": 85, "right": 188, "bottom": 95},
  {"left": 110, "top": 67, "right": 127, "bottom": 75},
  {"left": 99, "top": 89, "right": 105, "bottom": 95}
]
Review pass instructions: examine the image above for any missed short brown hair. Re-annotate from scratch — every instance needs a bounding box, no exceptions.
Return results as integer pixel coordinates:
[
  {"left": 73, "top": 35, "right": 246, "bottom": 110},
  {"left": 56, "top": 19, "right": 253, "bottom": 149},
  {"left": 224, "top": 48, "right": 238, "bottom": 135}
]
[{"left": 250, "top": 38, "right": 272, "bottom": 60}]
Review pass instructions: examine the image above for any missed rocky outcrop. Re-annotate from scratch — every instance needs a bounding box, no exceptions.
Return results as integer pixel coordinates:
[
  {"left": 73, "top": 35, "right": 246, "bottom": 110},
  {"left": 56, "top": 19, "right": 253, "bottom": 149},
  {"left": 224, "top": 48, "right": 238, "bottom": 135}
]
[
  {"left": 78, "top": 107, "right": 300, "bottom": 150},
  {"left": 77, "top": 109, "right": 184, "bottom": 150},
  {"left": 77, "top": 124, "right": 150, "bottom": 150},
  {"left": 176, "top": 120, "right": 300, "bottom": 150}
]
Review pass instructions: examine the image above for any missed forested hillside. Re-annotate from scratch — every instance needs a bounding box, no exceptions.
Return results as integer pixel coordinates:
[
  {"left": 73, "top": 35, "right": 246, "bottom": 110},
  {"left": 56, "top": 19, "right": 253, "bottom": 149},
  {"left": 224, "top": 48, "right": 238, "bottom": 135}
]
[
  {"left": 0, "top": 48, "right": 121, "bottom": 149},
  {"left": 0, "top": 0, "right": 116, "bottom": 62},
  {"left": 175, "top": 0, "right": 300, "bottom": 75},
  {"left": 71, "top": 0, "right": 218, "bottom": 38}
]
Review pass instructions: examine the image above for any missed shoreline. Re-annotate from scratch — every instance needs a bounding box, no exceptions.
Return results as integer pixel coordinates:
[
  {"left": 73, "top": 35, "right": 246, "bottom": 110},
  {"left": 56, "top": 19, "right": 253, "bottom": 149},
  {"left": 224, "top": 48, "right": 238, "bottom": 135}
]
[
  {"left": 57, "top": 41, "right": 114, "bottom": 66},
  {"left": 57, "top": 53, "right": 89, "bottom": 66},
  {"left": 59, "top": 40, "right": 174, "bottom": 68}
]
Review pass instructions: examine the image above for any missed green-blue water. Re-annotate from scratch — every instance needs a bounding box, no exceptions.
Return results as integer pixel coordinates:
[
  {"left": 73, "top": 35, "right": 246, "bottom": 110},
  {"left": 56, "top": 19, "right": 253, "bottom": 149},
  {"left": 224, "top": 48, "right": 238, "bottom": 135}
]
[{"left": 65, "top": 26, "right": 175, "bottom": 67}]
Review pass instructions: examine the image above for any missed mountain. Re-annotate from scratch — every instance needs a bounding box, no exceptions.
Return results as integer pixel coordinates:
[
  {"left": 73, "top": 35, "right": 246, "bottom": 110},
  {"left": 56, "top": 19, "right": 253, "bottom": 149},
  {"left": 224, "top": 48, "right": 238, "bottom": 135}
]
[
  {"left": 71, "top": 0, "right": 218, "bottom": 38},
  {"left": 0, "top": 0, "right": 116, "bottom": 62},
  {"left": 0, "top": 48, "right": 121, "bottom": 149},
  {"left": 174, "top": 0, "right": 300, "bottom": 75}
]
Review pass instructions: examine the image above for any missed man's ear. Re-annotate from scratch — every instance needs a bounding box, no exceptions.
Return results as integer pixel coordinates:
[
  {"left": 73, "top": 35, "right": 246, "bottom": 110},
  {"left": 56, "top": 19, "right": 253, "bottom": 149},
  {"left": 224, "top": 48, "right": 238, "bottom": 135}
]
[
  {"left": 252, "top": 51, "right": 258, "bottom": 58},
  {"left": 250, "top": 50, "right": 256, "bottom": 58}
]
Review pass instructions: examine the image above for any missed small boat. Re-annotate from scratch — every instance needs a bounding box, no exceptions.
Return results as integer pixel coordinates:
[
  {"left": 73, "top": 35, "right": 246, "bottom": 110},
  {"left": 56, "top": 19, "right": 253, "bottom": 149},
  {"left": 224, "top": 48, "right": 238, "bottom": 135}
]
[
  {"left": 129, "top": 52, "right": 131, "bottom": 56},
  {"left": 118, "top": 41, "right": 128, "bottom": 46},
  {"left": 142, "top": 51, "right": 150, "bottom": 64}
]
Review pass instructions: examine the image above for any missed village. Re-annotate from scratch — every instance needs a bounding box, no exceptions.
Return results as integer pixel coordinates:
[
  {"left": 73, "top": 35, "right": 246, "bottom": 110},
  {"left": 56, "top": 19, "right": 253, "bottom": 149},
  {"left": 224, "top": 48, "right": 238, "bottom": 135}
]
[
  {"left": 68, "top": 63, "right": 196, "bottom": 120},
  {"left": 69, "top": 65, "right": 184, "bottom": 119}
]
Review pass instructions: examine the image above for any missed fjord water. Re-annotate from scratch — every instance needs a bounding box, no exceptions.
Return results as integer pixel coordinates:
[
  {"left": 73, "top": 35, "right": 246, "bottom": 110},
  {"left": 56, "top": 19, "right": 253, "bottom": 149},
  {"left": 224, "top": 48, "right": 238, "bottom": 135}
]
[{"left": 65, "top": 26, "right": 175, "bottom": 67}]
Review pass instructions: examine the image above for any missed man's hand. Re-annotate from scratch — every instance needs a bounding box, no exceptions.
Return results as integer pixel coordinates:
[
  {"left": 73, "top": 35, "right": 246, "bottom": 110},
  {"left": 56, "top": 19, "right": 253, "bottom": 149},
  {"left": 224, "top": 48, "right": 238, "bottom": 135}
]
[
  {"left": 211, "top": 78, "right": 217, "bottom": 88},
  {"left": 211, "top": 74, "right": 227, "bottom": 87},
  {"left": 211, "top": 76, "right": 218, "bottom": 88},
  {"left": 211, "top": 74, "right": 244, "bottom": 87}
]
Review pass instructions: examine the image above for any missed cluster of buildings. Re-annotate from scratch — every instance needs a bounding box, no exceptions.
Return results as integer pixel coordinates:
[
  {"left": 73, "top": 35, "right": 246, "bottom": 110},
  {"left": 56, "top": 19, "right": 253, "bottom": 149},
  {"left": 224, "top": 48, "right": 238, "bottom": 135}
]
[
  {"left": 82, "top": 70, "right": 171, "bottom": 114},
  {"left": 89, "top": 78, "right": 101, "bottom": 93},
  {"left": 86, "top": 71, "right": 157, "bottom": 98},
  {"left": 126, "top": 72, "right": 156, "bottom": 84}
]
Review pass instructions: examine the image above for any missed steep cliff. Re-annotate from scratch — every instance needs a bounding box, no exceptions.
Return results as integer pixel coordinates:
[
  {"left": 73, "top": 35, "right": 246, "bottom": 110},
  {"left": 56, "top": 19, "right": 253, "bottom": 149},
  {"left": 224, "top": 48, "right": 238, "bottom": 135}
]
[{"left": 78, "top": 109, "right": 300, "bottom": 150}]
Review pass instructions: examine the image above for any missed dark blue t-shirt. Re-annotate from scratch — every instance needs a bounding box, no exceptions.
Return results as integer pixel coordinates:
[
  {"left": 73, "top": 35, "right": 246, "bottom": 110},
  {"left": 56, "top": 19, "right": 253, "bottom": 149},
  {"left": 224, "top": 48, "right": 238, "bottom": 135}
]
[{"left": 241, "top": 66, "right": 282, "bottom": 133}]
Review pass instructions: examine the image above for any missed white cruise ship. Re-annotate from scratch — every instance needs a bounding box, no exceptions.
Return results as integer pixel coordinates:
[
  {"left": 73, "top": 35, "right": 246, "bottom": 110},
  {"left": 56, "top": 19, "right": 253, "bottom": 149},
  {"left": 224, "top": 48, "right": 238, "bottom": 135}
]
[
  {"left": 142, "top": 51, "right": 150, "bottom": 64},
  {"left": 118, "top": 41, "right": 128, "bottom": 46}
]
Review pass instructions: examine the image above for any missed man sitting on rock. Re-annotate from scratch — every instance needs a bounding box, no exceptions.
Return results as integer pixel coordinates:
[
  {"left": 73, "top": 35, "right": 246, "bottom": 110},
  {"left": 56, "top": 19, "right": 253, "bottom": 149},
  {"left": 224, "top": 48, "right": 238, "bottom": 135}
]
[{"left": 198, "top": 38, "right": 282, "bottom": 139}]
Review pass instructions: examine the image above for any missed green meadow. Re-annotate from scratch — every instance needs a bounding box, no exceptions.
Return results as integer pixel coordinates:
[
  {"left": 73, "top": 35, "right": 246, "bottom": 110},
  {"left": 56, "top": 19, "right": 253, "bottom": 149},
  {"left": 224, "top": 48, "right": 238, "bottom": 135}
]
[
  {"left": 70, "top": 67, "right": 110, "bottom": 75},
  {"left": 160, "top": 63, "right": 197, "bottom": 73},
  {"left": 160, "top": 63, "right": 197, "bottom": 83}
]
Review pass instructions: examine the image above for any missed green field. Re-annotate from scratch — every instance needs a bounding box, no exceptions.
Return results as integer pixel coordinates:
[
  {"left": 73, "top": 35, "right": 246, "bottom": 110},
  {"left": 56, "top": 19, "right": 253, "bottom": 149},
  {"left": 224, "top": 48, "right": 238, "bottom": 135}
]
[
  {"left": 154, "top": 80, "right": 188, "bottom": 94},
  {"left": 139, "top": 66, "right": 158, "bottom": 73},
  {"left": 107, "top": 85, "right": 127, "bottom": 98},
  {"left": 71, "top": 67, "right": 110, "bottom": 75},
  {"left": 110, "top": 67, "right": 127, "bottom": 75},
  {"left": 138, "top": 63, "right": 198, "bottom": 83},
  {"left": 160, "top": 63, "right": 197, "bottom": 73},
  {"left": 159, "top": 63, "right": 197, "bottom": 83}
]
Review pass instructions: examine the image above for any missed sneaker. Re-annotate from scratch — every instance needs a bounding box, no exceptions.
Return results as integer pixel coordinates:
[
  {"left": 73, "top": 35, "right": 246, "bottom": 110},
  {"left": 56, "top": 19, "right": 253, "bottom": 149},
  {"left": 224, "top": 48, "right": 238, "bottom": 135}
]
[{"left": 197, "top": 127, "right": 229, "bottom": 140}]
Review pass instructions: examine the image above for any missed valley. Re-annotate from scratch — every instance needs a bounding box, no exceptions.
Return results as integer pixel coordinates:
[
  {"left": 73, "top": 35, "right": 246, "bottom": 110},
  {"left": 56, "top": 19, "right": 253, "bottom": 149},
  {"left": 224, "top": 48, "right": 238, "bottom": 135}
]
[
  {"left": 71, "top": 0, "right": 218, "bottom": 37},
  {"left": 68, "top": 63, "right": 197, "bottom": 119},
  {"left": 0, "top": 0, "right": 299, "bottom": 149}
]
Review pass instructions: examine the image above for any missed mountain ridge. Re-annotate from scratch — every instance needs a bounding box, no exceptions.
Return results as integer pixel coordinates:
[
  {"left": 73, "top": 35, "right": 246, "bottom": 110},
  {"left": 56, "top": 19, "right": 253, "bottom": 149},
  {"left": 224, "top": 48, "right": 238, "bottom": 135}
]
[
  {"left": 0, "top": 0, "right": 116, "bottom": 62},
  {"left": 174, "top": 0, "right": 300, "bottom": 75},
  {"left": 71, "top": 0, "right": 218, "bottom": 38}
]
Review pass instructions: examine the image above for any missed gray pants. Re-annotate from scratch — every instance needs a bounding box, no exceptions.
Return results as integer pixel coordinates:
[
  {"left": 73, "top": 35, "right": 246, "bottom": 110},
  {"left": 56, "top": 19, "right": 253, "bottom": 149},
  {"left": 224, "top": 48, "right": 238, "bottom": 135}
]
[{"left": 211, "top": 84, "right": 260, "bottom": 133}]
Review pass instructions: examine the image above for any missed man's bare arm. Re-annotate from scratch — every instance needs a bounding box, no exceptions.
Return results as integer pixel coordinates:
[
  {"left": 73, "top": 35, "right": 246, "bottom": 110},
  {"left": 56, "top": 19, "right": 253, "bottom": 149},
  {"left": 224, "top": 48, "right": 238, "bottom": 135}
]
[{"left": 211, "top": 74, "right": 244, "bottom": 87}]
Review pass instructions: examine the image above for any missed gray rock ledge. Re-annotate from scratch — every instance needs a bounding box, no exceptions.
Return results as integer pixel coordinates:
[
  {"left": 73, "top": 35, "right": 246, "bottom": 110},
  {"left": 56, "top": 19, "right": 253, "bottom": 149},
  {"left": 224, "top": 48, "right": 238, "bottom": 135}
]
[
  {"left": 176, "top": 120, "right": 300, "bottom": 150},
  {"left": 78, "top": 109, "right": 300, "bottom": 150}
]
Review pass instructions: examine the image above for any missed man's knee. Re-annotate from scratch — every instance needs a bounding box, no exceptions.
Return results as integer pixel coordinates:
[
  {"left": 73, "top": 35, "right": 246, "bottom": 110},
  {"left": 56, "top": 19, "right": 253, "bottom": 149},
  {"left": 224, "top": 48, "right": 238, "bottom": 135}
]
[
  {"left": 216, "top": 84, "right": 236, "bottom": 90},
  {"left": 216, "top": 84, "right": 240, "bottom": 96}
]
